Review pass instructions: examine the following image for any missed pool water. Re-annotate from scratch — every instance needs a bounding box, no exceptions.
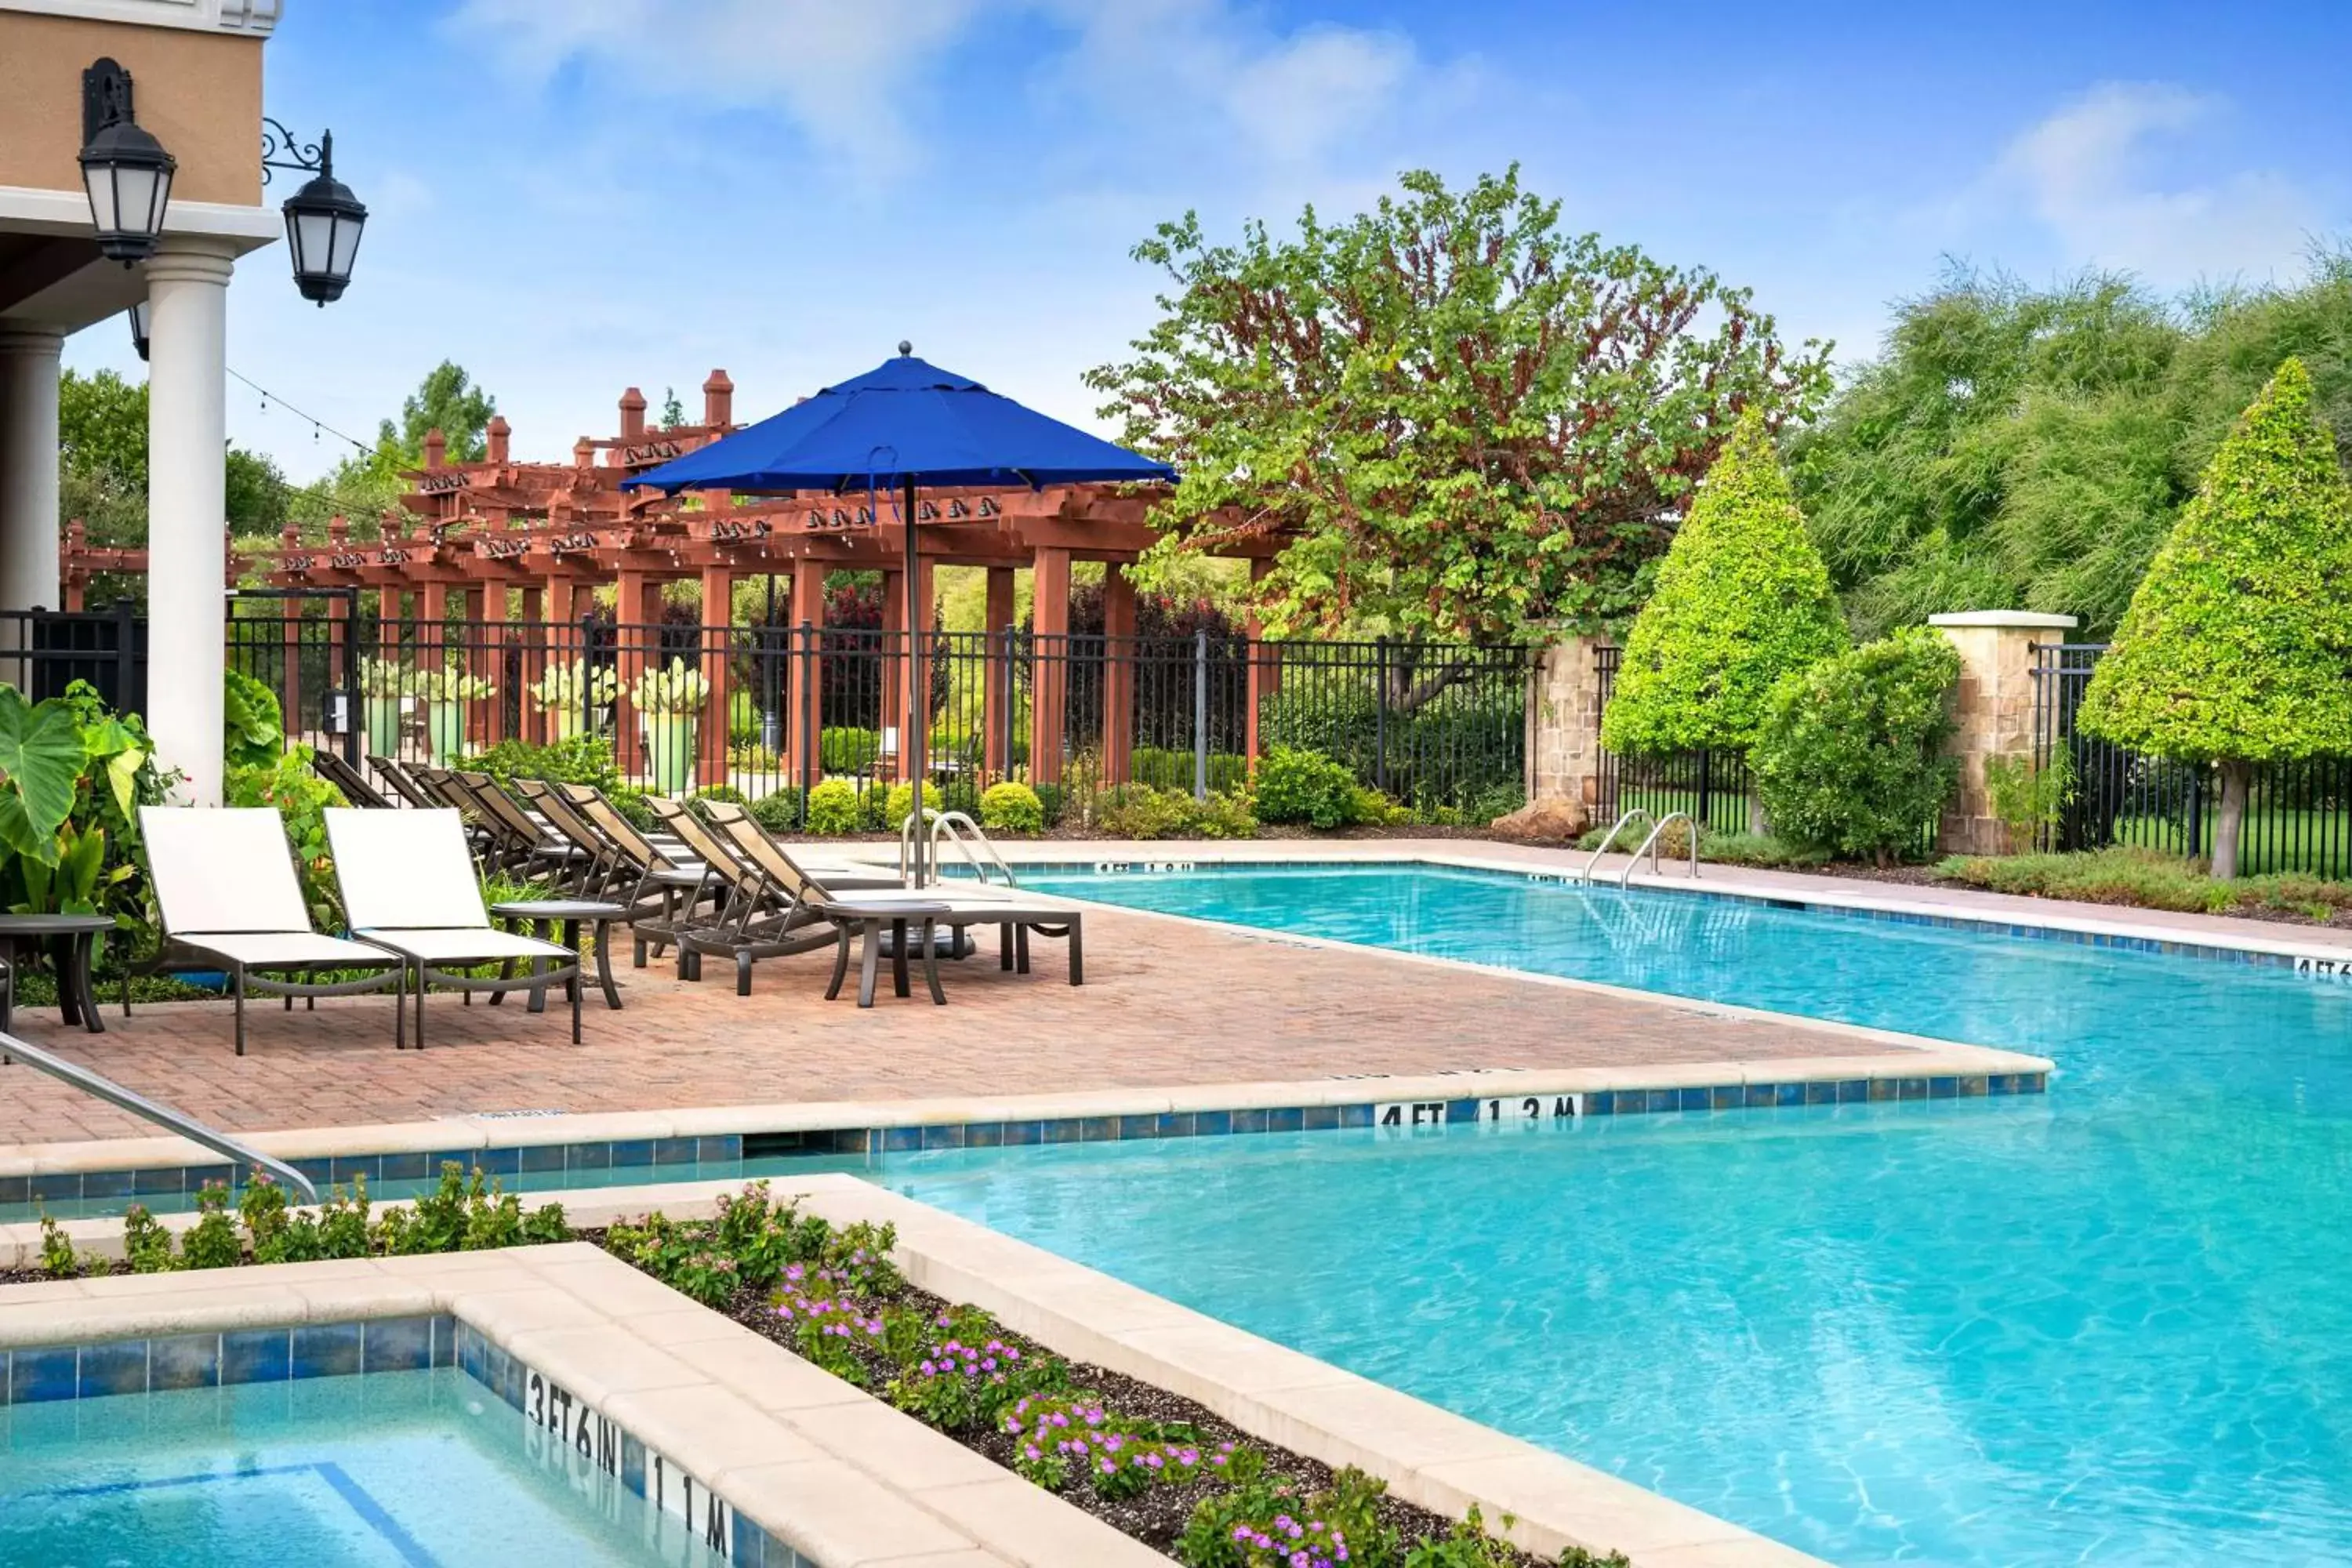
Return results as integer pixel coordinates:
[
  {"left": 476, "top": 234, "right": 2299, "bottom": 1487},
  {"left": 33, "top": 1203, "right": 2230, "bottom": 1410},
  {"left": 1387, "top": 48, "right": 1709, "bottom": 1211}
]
[
  {"left": 874, "top": 863, "right": 2352, "bottom": 1566},
  {"left": 0, "top": 1367, "right": 728, "bottom": 1568}
]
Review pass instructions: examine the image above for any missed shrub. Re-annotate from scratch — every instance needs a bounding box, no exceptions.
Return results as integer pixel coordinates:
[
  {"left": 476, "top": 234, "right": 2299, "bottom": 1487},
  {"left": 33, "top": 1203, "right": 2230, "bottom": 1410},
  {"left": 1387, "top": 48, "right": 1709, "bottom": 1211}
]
[
  {"left": 1602, "top": 409, "right": 1849, "bottom": 757},
  {"left": 1934, "top": 845, "right": 2352, "bottom": 920},
  {"left": 750, "top": 787, "right": 804, "bottom": 833},
  {"left": 980, "top": 782, "right": 1045, "bottom": 834},
  {"left": 1253, "top": 747, "right": 1359, "bottom": 829},
  {"left": 1188, "top": 790, "right": 1258, "bottom": 839},
  {"left": 884, "top": 779, "right": 978, "bottom": 829},
  {"left": 226, "top": 747, "right": 344, "bottom": 928},
  {"left": 1096, "top": 784, "right": 1198, "bottom": 840},
  {"left": 688, "top": 785, "right": 750, "bottom": 817},
  {"left": 820, "top": 726, "right": 882, "bottom": 774},
  {"left": 1751, "top": 628, "right": 1962, "bottom": 864},
  {"left": 2077, "top": 358, "right": 2352, "bottom": 879},
  {"left": 806, "top": 779, "right": 863, "bottom": 836},
  {"left": 465, "top": 733, "right": 624, "bottom": 794},
  {"left": 857, "top": 783, "right": 892, "bottom": 831},
  {"left": 1033, "top": 783, "right": 1067, "bottom": 828},
  {"left": 1131, "top": 746, "right": 1248, "bottom": 796},
  {"left": 1349, "top": 786, "right": 1406, "bottom": 826},
  {"left": 223, "top": 668, "right": 283, "bottom": 769},
  {"left": 1982, "top": 749, "right": 2075, "bottom": 854}
]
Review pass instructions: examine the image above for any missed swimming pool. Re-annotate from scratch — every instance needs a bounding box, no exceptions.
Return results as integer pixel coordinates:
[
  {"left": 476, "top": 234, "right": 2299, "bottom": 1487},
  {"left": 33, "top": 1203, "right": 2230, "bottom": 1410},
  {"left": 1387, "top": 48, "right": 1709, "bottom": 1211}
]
[
  {"left": 868, "top": 862, "right": 2352, "bottom": 1566},
  {"left": 0, "top": 1364, "right": 729, "bottom": 1567}
]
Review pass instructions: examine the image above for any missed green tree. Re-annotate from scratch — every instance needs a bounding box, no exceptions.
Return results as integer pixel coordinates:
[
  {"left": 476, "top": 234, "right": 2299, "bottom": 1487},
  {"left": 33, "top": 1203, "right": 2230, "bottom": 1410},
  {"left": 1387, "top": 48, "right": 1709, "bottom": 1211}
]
[
  {"left": 659, "top": 386, "right": 686, "bottom": 428},
  {"left": 2077, "top": 358, "right": 2352, "bottom": 880},
  {"left": 59, "top": 369, "right": 149, "bottom": 490},
  {"left": 1791, "top": 253, "right": 2352, "bottom": 640},
  {"left": 379, "top": 360, "right": 498, "bottom": 466},
  {"left": 1088, "top": 165, "right": 1831, "bottom": 642},
  {"left": 1600, "top": 411, "right": 1849, "bottom": 783}
]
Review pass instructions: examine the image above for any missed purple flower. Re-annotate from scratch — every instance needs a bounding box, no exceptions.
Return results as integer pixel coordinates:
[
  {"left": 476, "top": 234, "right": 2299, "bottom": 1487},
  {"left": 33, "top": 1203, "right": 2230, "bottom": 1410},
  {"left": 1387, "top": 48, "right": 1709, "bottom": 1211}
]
[
  {"left": 1232, "top": 1526, "right": 1252, "bottom": 1544},
  {"left": 1291, "top": 1555, "right": 1310, "bottom": 1568}
]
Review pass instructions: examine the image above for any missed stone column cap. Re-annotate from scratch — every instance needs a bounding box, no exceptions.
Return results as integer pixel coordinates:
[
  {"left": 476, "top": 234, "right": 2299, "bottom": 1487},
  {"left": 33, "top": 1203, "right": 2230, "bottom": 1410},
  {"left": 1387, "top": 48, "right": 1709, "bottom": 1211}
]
[{"left": 1928, "top": 610, "right": 2079, "bottom": 630}]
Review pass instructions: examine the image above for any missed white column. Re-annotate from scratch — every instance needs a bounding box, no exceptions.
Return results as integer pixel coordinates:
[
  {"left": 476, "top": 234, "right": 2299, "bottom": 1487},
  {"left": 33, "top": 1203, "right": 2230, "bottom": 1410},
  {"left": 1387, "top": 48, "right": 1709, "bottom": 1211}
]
[
  {"left": 0, "top": 327, "right": 64, "bottom": 616},
  {"left": 146, "top": 241, "right": 235, "bottom": 805}
]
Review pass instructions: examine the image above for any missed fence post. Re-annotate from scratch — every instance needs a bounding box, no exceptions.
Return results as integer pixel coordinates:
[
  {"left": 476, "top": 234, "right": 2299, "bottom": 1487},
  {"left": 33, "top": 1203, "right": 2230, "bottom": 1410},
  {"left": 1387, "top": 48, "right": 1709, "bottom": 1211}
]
[
  {"left": 1192, "top": 629, "right": 1210, "bottom": 801},
  {"left": 1374, "top": 635, "right": 1390, "bottom": 793},
  {"left": 798, "top": 619, "right": 818, "bottom": 802},
  {"left": 1697, "top": 748, "right": 1713, "bottom": 836},
  {"left": 111, "top": 596, "right": 138, "bottom": 715},
  {"left": 999, "top": 625, "right": 1018, "bottom": 783}
]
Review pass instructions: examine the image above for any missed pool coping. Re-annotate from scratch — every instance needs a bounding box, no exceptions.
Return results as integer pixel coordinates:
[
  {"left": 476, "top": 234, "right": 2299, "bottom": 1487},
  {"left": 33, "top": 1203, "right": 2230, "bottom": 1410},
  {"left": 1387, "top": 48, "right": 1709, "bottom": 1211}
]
[
  {"left": 913, "top": 840, "right": 2352, "bottom": 975},
  {"left": 0, "top": 1233, "right": 1166, "bottom": 1568}
]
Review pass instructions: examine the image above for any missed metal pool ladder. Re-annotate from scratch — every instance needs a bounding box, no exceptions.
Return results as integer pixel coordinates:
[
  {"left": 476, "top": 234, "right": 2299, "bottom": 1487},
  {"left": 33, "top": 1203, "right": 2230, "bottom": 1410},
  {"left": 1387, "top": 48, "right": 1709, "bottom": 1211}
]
[
  {"left": 1576, "top": 808, "right": 1654, "bottom": 881},
  {"left": 899, "top": 809, "right": 1021, "bottom": 888},
  {"left": 0, "top": 1029, "right": 319, "bottom": 1204},
  {"left": 1616, "top": 811, "right": 1698, "bottom": 888}
]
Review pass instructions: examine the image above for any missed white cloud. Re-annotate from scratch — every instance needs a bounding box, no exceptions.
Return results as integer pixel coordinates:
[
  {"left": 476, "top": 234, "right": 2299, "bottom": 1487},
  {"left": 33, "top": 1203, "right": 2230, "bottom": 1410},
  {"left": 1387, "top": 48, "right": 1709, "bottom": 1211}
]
[
  {"left": 1973, "top": 82, "right": 2320, "bottom": 283},
  {"left": 448, "top": 0, "right": 1425, "bottom": 180}
]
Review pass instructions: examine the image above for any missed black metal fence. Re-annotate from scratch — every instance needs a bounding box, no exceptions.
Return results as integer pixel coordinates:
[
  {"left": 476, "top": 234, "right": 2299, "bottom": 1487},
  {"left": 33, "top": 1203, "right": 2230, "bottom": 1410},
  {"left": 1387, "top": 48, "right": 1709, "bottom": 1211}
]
[
  {"left": 1590, "top": 646, "right": 1759, "bottom": 835},
  {"left": 216, "top": 608, "right": 1528, "bottom": 824},
  {"left": 2033, "top": 642, "right": 2352, "bottom": 877},
  {"left": 0, "top": 601, "right": 147, "bottom": 710}
]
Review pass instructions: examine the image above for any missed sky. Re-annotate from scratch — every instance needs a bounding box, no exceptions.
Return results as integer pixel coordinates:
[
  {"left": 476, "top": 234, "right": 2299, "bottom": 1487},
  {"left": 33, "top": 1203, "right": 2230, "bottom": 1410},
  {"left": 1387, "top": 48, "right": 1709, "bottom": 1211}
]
[{"left": 64, "top": 0, "right": 2352, "bottom": 484}]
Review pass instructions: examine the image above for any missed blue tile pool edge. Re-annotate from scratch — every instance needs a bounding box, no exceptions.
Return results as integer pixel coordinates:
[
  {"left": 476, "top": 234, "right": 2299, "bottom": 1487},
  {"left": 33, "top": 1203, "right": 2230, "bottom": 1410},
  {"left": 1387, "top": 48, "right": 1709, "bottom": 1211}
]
[
  {"left": 0, "top": 1071, "right": 2051, "bottom": 1214},
  {"left": 0, "top": 1312, "right": 808, "bottom": 1568}
]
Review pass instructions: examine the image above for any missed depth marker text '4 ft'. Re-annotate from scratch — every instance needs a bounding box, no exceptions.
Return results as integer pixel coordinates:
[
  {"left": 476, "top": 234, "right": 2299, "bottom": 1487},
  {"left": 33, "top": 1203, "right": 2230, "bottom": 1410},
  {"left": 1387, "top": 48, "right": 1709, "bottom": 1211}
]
[{"left": 1375, "top": 1096, "right": 1582, "bottom": 1127}]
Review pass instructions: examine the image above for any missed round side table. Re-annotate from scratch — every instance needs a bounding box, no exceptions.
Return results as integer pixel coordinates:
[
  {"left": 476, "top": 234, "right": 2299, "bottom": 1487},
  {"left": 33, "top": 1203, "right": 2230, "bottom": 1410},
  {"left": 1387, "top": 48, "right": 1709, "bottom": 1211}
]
[
  {"left": 0, "top": 913, "right": 117, "bottom": 1035},
  {"left": 489, "top": 900, "right": 628, "bottom": 1014}
]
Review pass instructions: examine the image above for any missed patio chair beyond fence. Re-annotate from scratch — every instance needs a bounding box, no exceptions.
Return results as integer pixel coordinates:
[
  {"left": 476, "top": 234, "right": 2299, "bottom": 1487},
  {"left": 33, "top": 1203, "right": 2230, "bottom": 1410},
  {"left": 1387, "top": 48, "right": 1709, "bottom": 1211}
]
[
  {"left": 309, "top": 748, "right": 397, "bottom": 809},
  {"left": 134, "top": 807, "right": 405, "bottom": 1054},
  {"left": 323, "top": 808, "right": 586, "bottom": 1047}
]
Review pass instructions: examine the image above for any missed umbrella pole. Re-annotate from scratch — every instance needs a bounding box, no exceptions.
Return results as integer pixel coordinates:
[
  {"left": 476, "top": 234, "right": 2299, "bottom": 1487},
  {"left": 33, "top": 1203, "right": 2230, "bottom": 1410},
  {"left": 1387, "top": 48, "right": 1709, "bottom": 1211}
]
[{"left": 906, "top": 474, "right": 926, "bottom": 887}]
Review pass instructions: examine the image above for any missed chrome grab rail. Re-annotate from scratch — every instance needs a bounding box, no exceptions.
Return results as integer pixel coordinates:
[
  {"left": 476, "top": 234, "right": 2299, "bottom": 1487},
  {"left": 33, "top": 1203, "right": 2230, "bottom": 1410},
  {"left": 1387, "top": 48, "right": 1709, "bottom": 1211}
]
[
  {"left": 898, "top": 809, "right": 1020, "bottom": 888},
  {"left": 1617, "top": 811, "right": 1698, "bottom": 889},
  {"left": 931, "top": 811, "right": 1020, "bottom": 887},
  {"left": 0, "top": 1030, "right": 320, "bottom": 1205},
  {"left": 1577, "top": 808, "right": 1654, "bottom": 881}
]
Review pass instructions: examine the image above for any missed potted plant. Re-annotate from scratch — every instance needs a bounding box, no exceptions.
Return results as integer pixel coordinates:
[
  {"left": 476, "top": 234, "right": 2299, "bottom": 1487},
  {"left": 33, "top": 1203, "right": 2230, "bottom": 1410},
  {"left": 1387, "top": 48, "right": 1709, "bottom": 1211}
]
[
  {"left": 356, "top": 657, "right": 416, "bottom": 758},
  {"left": 631, "top": 657, "right": 710, "bottom": 794},
  {"left": 416, "top": 667, "right": 494, "bottom": 762},
  {"left": 527, "top": 659, "right": 616, "bottom": 742}
]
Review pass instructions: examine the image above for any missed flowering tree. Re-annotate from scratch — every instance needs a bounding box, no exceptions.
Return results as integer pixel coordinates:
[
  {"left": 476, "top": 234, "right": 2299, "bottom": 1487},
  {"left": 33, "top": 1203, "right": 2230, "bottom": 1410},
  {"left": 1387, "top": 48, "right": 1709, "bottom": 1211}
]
[{"left": 1087, "top": 166, "right": 1832, "bottom": 644}]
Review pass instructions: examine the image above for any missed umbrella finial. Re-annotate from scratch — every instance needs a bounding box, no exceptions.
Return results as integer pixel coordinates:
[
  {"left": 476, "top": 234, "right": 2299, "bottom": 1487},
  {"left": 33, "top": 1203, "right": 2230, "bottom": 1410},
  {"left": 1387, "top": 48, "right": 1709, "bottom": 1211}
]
[{"left": 898, "top": 339, "right": 913, "bottom": 358}]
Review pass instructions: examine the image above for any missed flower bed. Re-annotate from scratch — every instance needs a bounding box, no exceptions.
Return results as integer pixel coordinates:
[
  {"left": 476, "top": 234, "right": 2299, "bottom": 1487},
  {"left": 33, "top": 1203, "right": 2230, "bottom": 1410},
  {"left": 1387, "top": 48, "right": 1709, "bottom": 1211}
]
[{"left": 14, "top": 1173, "right": 1628, "bottom": 1568}]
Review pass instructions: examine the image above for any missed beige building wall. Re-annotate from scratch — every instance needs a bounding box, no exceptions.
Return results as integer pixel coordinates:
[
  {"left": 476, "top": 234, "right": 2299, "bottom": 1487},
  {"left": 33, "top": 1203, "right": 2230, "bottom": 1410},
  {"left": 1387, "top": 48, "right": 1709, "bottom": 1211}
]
[{"left": 0, "top": 11, "right": 264, "bottom": 207}]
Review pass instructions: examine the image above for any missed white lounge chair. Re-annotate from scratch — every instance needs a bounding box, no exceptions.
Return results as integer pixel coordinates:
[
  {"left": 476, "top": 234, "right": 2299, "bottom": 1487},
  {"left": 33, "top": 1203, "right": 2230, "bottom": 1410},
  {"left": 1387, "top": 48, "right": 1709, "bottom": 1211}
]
[
  {"left": 324, "top": 808, "right": 584, "bottom": 1047},
  {"left": 136, "top": 807, "right": 405, "bottom": 1055}
]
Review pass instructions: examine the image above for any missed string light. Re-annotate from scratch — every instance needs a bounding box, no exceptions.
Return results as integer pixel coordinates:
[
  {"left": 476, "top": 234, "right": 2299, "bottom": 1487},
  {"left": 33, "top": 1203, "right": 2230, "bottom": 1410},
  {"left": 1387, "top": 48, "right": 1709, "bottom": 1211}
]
[{"left": 227, "top": 366, "right": 370, "bottom": 454}]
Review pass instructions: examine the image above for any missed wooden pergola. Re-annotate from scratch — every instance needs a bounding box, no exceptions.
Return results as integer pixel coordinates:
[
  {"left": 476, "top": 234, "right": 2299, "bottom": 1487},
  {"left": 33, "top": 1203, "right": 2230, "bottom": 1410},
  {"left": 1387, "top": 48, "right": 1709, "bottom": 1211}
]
[{"left": 64, "top": 372, "right": 1277, "bottom": 786}]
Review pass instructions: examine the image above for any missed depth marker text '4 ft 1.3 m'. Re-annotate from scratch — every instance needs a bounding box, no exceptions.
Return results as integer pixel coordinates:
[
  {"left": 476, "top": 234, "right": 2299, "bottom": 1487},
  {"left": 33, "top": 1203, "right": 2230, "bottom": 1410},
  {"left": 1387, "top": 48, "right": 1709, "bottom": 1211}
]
[{"left": 1374, "top": 1096, "right": 1583, "bottom": 1128}]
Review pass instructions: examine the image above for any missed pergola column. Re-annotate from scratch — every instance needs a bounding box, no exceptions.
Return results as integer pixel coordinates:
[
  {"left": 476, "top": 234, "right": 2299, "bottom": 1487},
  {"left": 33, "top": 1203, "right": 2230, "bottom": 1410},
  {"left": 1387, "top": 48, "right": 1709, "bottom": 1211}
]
[
  {"left": 518, "top": 582, "right": 547, "bottom": 742},
  {"left": 788, "top": 562, "right": 826, "bottom": 790},
  {"left": 982, "top": 566, "right": 1016, "bottom": 778},
  {"left": 1102, "top": 561, "right": 1136, "bottom": 783},
  {"left": 476, "top": 584, "right": 510, "bottom": 747},
  {"left": 879, "top": 568, "right": 906, "bottom": 775},
  {"left": 0, "top": 328, "right": 64, "bottom": 621},
  {"left": 144, "top": 242, "right": 236, "bottom": 804},
  {"left": 1031, "top": 547, "right": 1071, "bottom": 786},
  {"left": 1246, "top": 557, "right": 1278, "bottom": 772},
  {"left": 698, "top": 563, "right": 735, "bottom": 787},
  {"left": 615, "top": 570, "right": 659, "bottom": 779}
]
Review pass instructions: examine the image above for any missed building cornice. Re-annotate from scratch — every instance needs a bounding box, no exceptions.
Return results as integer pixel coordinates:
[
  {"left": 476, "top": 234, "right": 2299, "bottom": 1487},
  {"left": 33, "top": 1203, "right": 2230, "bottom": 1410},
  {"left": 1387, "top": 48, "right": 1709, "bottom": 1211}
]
[{"left": 0, "top": 0, "right": 278, "bottom": 35}]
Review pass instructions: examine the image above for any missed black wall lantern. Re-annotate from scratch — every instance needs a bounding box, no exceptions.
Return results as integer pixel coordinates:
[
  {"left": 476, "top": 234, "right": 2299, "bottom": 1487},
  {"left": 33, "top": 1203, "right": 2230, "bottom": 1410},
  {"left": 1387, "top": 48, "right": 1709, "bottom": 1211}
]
[
  {"left": 126, "top": 298, "right": 151, "bottom": 361},
  {"left": 78, "top": 59, "right": 176, "bottom": 265},
  {"left": 263, "top": 119, "right": 367, "bottom": 306}
]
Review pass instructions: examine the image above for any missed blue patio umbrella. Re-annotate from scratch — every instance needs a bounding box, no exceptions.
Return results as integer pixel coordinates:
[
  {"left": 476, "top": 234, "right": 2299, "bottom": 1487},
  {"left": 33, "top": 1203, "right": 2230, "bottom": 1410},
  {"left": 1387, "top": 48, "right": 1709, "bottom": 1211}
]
[{"left": 628, "top": 345, "right": 1177, "bottom": 884}]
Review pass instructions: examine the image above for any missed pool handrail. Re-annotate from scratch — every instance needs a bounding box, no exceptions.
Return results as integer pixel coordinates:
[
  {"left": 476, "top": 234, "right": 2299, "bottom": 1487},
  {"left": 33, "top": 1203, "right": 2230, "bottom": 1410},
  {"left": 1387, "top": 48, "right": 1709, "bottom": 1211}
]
[
  {"left": 1577, "top": 808, "right": 1654, "bottom": 881},
  {"left": 0, "top": 1029, "right": 321, "bottom": 1205},
  {"left": 1617, "top": 811, "right": 1699, "bottom": 888},
  {"left": 900, "top": 808, "right": 1020, "bottom": 890}
]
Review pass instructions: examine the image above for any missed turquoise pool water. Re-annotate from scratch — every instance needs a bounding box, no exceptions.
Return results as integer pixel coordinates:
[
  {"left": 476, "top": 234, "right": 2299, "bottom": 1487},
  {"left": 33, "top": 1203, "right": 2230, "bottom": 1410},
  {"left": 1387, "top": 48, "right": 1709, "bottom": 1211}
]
[
  {"left": 874, "top": 863, "right": 2352, "bottom": 1566},
  {"left": 0, "top": 1367, "right": 728, "bottom": 1567}
]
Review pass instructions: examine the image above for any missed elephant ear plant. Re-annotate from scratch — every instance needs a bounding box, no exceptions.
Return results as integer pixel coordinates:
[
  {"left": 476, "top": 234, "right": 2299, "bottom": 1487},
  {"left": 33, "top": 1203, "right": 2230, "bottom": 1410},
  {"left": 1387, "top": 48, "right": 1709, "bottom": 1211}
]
[{"left": 0, "top": 681, "right": 179, "bottom": 958}]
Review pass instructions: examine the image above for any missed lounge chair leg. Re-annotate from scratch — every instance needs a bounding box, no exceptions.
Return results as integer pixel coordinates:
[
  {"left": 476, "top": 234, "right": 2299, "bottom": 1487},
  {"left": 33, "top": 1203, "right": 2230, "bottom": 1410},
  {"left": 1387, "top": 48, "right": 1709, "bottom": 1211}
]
[
  {"left": 922, "top": 921, "right": 946, "bottom": 1005},
  {"left": 595, "top": 922, "right": 622, "bottom": 1010},
  {"left": 414, "top": 971, "right": 428, "bottom": 1051},
  {"left": 826, "top": 927, "right": 851, "bottom": 1000},
  {"left": 858, "top": 920, "right": 882, "bottom": 1008},
  {"left": 394, "top": 964, "right": 406, "bottom": 1050},
  {"left": 572, "top": 963, "right": 582, "bottom": 1046},
  {"left": 1000, "top": 923, "right": 1013, "bottom": 971},
  {"left": 232, "top": 966, "right": 247, "bottom": 1057},
  {"left": 736, "top": 949, "right": 753, "bottom": 997},
  {"left": 1069, "top": 918, "right": 1083, "bottom": 985},
  {"left": 1016, "top": 926, "right": 1030, "bottom": 974}
]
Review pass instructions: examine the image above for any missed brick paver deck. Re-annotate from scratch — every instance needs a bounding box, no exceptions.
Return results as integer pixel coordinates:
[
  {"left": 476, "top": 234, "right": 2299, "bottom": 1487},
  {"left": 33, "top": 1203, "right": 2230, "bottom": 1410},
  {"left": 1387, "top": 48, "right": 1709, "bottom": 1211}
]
[{"left": 0, "top": 901, "right": 1903, "bottom": 1148}]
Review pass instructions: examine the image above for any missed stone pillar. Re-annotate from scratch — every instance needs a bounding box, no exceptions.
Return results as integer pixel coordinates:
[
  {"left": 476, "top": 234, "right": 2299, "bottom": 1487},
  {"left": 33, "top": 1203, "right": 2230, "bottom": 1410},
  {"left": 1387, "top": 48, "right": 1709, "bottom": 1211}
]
[
  {"left": 0, "top": 327, "right": 64, "bottom": 617},
  {"left": 1929, "top": 611, "right": 2079, "bottom": 855},
  {"left": 146, "top": 242, "right": 236, "bottom": 804},
  {"left": 1524, "top": 633, "right": 1613, "bottom": 826}
]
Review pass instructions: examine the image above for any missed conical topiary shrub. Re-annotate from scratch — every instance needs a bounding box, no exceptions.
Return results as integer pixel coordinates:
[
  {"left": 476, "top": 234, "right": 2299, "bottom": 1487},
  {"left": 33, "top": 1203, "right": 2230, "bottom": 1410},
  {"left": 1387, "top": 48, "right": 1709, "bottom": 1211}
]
[
  {"left": 1600, "top": 408, "right": 1848, "bottom": 827},
  {"left": 2078, "top": 357, "right": 2352, "bottom": 879}
]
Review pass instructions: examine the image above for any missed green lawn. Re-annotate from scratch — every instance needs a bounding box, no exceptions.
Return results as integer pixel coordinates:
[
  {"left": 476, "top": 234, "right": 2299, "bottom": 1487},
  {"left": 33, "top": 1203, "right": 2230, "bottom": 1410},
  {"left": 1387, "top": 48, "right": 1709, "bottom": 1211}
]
[{"left": 2107, "top": 809, "right": 2351, "bottom": 878}]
